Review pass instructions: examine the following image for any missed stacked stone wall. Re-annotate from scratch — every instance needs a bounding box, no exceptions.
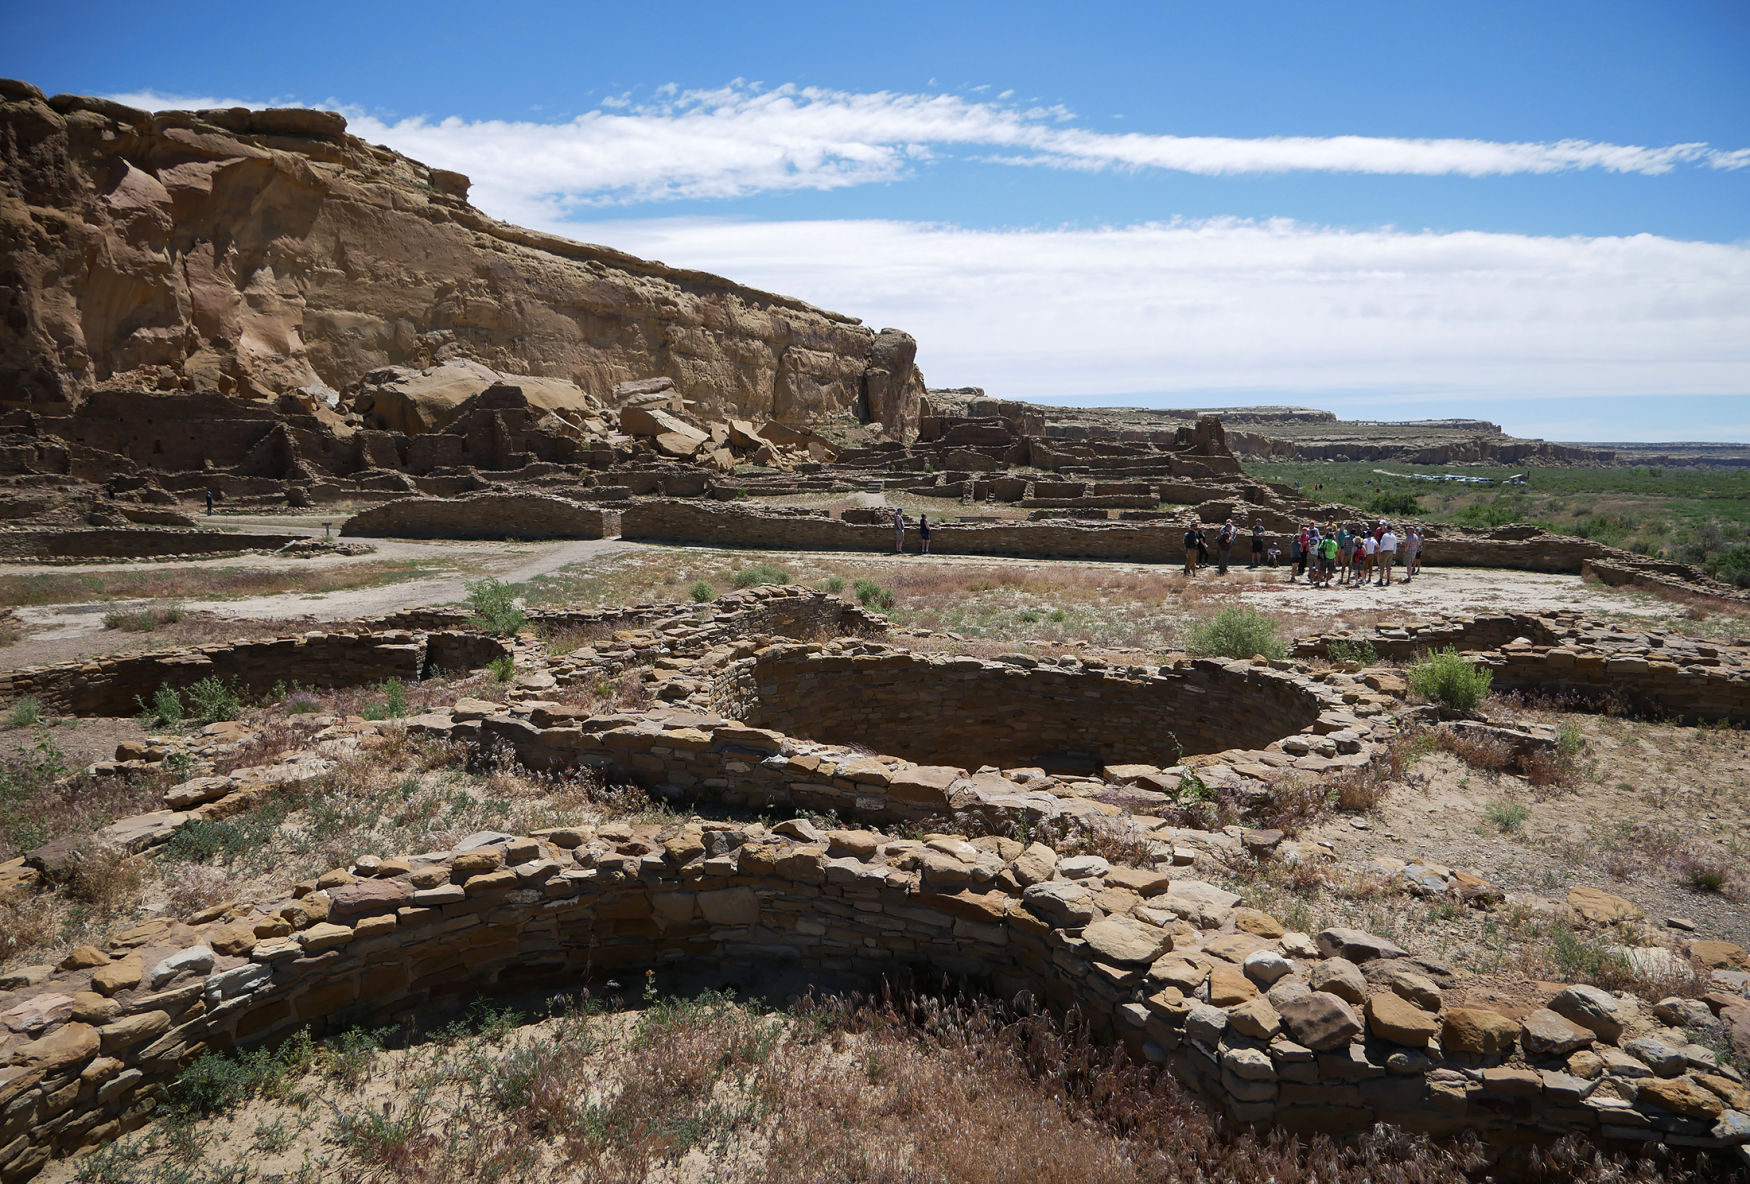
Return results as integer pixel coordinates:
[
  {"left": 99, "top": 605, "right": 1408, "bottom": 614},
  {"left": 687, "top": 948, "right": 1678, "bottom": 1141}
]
[
  {"left": 4, "top": 822, "right": 1745, "bottom": 1183},
  {"left": 340, "top": 494, "right": 621, "bottom": 540},
  {"left": 0, "top": 631, "right": 510, "bottom": 717},
  {"left": 0, "top": 530, "right": 298, "bottom": 560},
  {"left": 1300, "top": 612, "right": 1750, "bottom": 724},
  {"left": 710, "top": 648, "right": 1323, "bottom": 772}
]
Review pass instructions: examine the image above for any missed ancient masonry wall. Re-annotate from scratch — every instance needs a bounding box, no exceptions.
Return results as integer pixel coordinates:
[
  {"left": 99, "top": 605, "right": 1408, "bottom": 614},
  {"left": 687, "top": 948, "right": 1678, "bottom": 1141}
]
[
  {"left": 616, "top": 501, "right": 1651, "bottom": 576},
  {"left": 445, "top": 642, "right": 1375, "bottom": 826},
  {"left": 339, "top": 494, "right": 621, "bottom": 540},
  {"left": 0, "top": 530, "right": 299, "bottom": 560},
  {"left": 0, "top": 631, "right": 510, "bottom": 717},
  {"left": 710, "top": 648, "right": 1325, "bottom": 770},
  {"left": 4, "top": 824, "right": 1746, "bottom": 1183},
  {"left": 1299, "top": 612, "right": 1750, "bottom": 725}
]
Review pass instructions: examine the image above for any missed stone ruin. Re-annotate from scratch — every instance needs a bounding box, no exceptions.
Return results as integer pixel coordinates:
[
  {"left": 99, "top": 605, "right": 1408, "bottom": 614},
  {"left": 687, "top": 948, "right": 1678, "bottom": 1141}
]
[{"left": 3, "top": 586, "right": 1749, "bottom": 1181}]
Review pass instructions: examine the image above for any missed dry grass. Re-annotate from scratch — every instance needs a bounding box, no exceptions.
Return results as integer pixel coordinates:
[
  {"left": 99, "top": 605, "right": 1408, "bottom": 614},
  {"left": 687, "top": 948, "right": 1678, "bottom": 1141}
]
[{"left": 59, "top": 988, "right": 1733, "bottom": 1184}]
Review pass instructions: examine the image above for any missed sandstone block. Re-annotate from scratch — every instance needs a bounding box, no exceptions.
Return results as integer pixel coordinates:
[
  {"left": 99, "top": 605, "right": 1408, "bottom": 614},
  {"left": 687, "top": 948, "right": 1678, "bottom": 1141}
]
[
  {"left": 1277, "top": 993, "right": 1362, "bottom": 1051},
  {"left": 1442, "top": 1007, "right": 1518, "bottom": 1056},
  {"left": 1366, "top": 991, "right": 1439, "bottom": 1047},
  {"left": 1082, "top": 917, "right": 1171, "bottom": 965},
  {"left": 1637, "top": 1075, "right": 1725, "bottom": 1119},
  {"left": 1567, "top": 885, "right": 1641, "bottom": 925},
  {"left": 1549, "top": 984, "right": 1625, "bottom": 1042},
  {"left": 1522, "top": 1008, "right": 1595, "bottom": 1057},
  {"left": 1228, "top": 995, "right": 1282, "bottom": 1041},
  {"left": 1309, "top": 958, "right": 1367, "bottom": 1004}
]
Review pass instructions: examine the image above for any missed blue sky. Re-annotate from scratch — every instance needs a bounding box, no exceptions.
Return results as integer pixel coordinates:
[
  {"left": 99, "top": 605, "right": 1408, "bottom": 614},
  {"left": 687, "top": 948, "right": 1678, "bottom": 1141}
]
[{"left": 7, "top": 1, "right": 1749, "bottom": 442}]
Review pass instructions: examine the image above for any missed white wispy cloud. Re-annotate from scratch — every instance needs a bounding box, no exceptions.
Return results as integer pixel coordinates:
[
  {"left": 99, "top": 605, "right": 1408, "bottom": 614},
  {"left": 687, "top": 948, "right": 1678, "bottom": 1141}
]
[
  {"left": 580, "top": 217, "right": 1750, "bottom": 406},
  {"left": 106, "top": 83, "right": 1748, "bottom": 220}
]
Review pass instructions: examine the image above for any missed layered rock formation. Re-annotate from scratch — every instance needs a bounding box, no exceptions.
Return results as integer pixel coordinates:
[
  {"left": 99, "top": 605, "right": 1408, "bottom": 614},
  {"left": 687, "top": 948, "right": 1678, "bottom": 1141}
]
[{"left": 0, "top": 80, "right": 924, "bottom": 436}]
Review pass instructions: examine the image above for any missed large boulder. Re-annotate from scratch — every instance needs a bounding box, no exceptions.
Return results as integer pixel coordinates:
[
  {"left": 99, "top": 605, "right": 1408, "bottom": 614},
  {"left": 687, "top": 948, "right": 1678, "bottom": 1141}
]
[{"left": 355, "top": 361, "right": 597, "bottom": 435}]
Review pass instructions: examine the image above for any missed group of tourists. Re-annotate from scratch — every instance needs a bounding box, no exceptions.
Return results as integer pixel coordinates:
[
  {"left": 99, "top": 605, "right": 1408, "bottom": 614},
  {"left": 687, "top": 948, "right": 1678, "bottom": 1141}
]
[
  {"left": 1179, "top": 517, "right": 1422, "bottom": 586},
  {"left": 1286, "top": 520, "right": 1421, "bottom": 587}
]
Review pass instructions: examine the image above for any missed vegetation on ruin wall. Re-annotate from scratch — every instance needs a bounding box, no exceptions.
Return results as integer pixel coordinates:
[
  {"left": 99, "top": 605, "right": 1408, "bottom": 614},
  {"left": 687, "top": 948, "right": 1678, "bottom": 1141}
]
[{"left": 1247, "top": 461, "right": 1750, "bottom": 579}]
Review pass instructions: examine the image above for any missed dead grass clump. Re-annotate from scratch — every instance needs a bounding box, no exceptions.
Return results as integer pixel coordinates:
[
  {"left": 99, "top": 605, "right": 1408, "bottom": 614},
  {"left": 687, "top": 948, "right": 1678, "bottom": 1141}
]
[
  {"left": 1254, "top": 777, "right": 1330, "bottom": 835},
  {"left": 537, "top": 620, "right": 615, "bottom": 656},
  {"left": 163, "top": 864, "right": 237, "bottom": 919},
  {"left": 1325, "top": 728, "right": 1427, "bottom": 815},
  {"left": 1435, "top": 728, "right": 1514, "bottom": 772}
]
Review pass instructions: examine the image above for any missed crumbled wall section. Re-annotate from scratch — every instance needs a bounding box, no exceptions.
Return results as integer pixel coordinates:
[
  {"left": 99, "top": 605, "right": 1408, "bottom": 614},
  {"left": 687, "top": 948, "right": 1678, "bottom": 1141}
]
[{"left": 1299, "top": 611, "right": 1750, "bottom": 725}]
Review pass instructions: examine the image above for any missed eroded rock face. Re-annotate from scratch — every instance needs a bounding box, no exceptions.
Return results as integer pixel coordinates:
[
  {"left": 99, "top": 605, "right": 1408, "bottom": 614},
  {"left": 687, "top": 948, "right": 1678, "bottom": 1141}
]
[{"left": 0, "top": 81, "right": 924, "bottom": 435}]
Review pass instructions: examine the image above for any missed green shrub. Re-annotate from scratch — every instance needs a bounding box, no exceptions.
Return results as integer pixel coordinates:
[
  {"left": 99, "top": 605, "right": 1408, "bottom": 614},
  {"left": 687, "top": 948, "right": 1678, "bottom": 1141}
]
[
  {"left": 185, "top": 675, "right": 243, "bottom": 723},
  {"left": 465, "top": 578, "right": 527, "bottom": 636},
  {"left": 1407, "top": 647, "right": 1493, "bottom": 712},
  {"left": 1324, "top": 639, "right": 1378, "bottom": 665},
  {"left": 362, "top": 678, "right": 409, "bottom": 721},
  {"left": 1484, "top": 801, "right": 1530, "bottom": 833},
  {"left": 1364, "top": 492, "right": 1421, "bottom": 516},
  {"left": 487, "top": 656, "right": 515, "bottom": 683},
  {"left": 1705, "top": 544, "right": 1750, "bottom": 589},
  {"left": 852, "top": 578, "right": 895, "bottom": 611},
  {"left": 689, "top": 580, "right": 715, "bottom": 603},
  {"left": 824, "top": 575, "right": 846, "bottom": 594},
  {"left": 5, "top": 697, "right": 43, "bottom": 728},
  {"left": 1183, "top": 607, "right": 1287, "bottom": 661},
  {"left": 139, "top": 683, "right": 185, "bottom": 728},
  {"left": 732, "top": 564, "right": 791, "bottom": 589}
]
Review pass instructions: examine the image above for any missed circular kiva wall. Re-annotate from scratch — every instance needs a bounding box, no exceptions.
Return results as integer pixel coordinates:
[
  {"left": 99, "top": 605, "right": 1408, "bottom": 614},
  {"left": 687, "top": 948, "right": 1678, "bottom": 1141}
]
[{"left": 711, "top": 647, "right": 1324, "bottom": 773}]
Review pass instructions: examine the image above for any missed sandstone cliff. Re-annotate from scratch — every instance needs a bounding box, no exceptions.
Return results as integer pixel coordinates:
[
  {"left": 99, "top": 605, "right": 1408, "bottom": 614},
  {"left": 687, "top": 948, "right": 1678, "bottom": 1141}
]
[{"left": 0, "top": 80, "right": 924, "bottom": 437}]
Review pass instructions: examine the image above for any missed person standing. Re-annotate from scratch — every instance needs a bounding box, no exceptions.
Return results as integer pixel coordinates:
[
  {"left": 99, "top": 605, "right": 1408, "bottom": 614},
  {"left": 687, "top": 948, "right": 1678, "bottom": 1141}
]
[
  {"left": 1378, "top": 525, "right": 1400, "bottom": 585},
  {"left": 1404, "top": 525, "right": 1422, "bottom": 582},
  {"left": 1319, "top": 532, "right": 1339, "bottom": 587},
  {"left": 204, "top": 488, "right": 215, "bottom": 515},
  {"left": 918, "top": 513, "right": 931, "bottom": 555},
  {"left": 1250, "top": 519, "right": 1265, "bottom": 568},
  {"left": 892, "top": 508, "right": 906, "bottom": 553},
  {"left": 1335, "top": 524, "right": 1352, "bottom": 585},
  {"left": 1357, "top": 531, "right": 1377, "bottom": 587},
  {"left": 1183, "top": 521, "right": 1200, "bottom": 576},
  {"left": 1217, "top": 519, "right": 1235, "bottom": 574}
]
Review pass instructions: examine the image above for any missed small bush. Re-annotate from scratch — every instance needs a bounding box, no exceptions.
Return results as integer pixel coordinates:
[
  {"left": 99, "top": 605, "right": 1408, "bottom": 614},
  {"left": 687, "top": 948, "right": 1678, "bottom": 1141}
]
[
  {"left": 1183, "top": 607, "right": 1287, "bottom": 661},
  {"left": 824, "top": 575, "right": 845, "bottom": 594},
  {"left": 101, "top": 603, "right": 184, "bottom": 632},
  {"left": 465, "top": 577, "right": 527, "bottom": 636},
  {"left": 185, "top": 675, "right": 243, "bottom": 723},
  {"left": 487, "top": 656, "right": 515, "bottom": 683},
  {"left": 285, "top": 692, "right": 322, "bottom": 714},
  {"left": 1408, "top": 647, "right": 1492, "bottom": 712},
  {"left": 1484, "top": 801, "right": 1530, "bottom": 833},
  {"left": 1364, "top": 492, "right": 1421, "bottom": 516},
  {"left": 139, "top": 683, "right": 185, "bottom": 728},
  {"left": 362, "top": 678, "right": 409, "bottom": 721},
  {"left": 5, "top": 697, "right": 43, "bottom": 728},
  {"left": 688, "top": 580, "right": 715, "bottom": 603},
  {"left": 732, "top": 564, "right": 791, "bottom": 589},
  {"left": 1324, "top": 639, "right": 1378, "bottom": 665},
  {"left": 852, "top": 578, "right": 895, "bottom": 611},
  {"left": 1704, "top": 543, "right": 1750, "bottom": 589}
]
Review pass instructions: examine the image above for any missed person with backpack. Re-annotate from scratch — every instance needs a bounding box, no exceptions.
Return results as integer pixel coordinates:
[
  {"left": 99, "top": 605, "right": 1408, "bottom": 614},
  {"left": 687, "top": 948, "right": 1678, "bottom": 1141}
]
[
  {"left": 1319, "top": 531, "right": 1339, "bottom": 586},
  {"left": 1217, "top": 519, "right": 1236, "bottom": 574},
  {"left": 918, "top": 513, "right": 931, "bottom": 555},
  {"left": 1250, "top": 519, "right": 1265, "bottom": 568},
  {"left": 1183, "top": 521, "right": 1201, "bottom": 575}
]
